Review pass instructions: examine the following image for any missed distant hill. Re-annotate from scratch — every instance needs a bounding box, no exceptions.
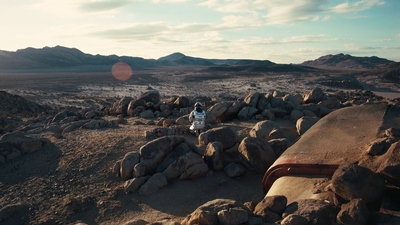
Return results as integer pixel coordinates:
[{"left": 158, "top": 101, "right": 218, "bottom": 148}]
[
  {"left": 0, "top": 46, "right": 397, "bottom": 72},
  {"left": 158, "top": 52, "right": 214, "bottom": 66},
  {"left": 301, "top": 53, "right": 396, "bottom": 70},
  {"left": 0, "top": 46, "right": 157, "bottom": 71}
]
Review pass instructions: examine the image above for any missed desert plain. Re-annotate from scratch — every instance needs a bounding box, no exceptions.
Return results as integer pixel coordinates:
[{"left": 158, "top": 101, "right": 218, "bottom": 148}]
[{"left": 0, "top": 63, "right": 399, "bottom": 225}]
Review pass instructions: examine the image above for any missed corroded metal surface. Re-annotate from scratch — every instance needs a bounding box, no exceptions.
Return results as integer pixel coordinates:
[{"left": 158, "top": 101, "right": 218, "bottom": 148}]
[{"left": 262, "top": 103, "right": 391, "bottom": 195}]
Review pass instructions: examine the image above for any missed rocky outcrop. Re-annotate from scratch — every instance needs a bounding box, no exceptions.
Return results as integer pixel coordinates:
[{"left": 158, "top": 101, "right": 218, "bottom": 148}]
[
  {"left": 331, "top": 164, "right": 385, "bottom": 205},
  {"left": 0, "top": 131, "right": 50, "bottom": 163}
]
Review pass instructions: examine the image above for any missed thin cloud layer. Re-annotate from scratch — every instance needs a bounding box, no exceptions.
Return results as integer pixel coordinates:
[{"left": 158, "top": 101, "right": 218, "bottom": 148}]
[{"left": 1, "top": 0, "right": 398, "bottom": 63}]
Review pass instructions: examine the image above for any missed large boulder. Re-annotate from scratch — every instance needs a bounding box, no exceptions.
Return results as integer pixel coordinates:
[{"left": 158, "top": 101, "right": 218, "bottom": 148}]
[
  {"left": 237, "top": 137, "right": 277, "bottom": 173},
  {"left": 331, "top": 164, "right": 385, "bottom": 205},
  {"left": 244, "top": 92, "right": 261, "bottom": 108},
  {"left": 221, "top": 101, "right": 245, "bottom": 121},
  {"left": 296, "top": 116, "right": 319, "bottom": 135},
  {"left": 181, "top": 199, "right": 249, "bottom": 225},
  {"left": 120, "top": 152, "right": 140, "bottom": 180},
  {"left": 139, "top": 136, "right": 185, "bottom": 174},
  {"left": 336, "top": 198, "right": 369, "bottom": 225},
  {"left": 156, "top": 142, "right": 193, "bottom": 173},
  {"left": 138, "top": 90, "right": 160, "bottom": 104},
  {"left": 254, "top": 195, "right": 287, "bottom": 216},
  {"left": 376, "top": 141, "right": 400, "bottom": 186},
  {"left": 111, "top": 96, "right": 134, "bottom": 115},
  {"left": 282, "top": 199, "right": 339, "bottom": 225},
  {"left": 173, "top": 96, "right": 190, "bottom": 108},
  {"left": 303, "top": 87, "right": 327, "bottom": 104},
  {"left": 238, "top": 106, "right": 259, "bottom": 120},
  {"left": 207, "top": 102, "right": 229, "bottom": 119},
  {"left": 138, "top": 173, "right": 168, "bottom": 195},
  {"left": 198, "top": 127, "right": 237, "bottom": 149},
  {"left": 162, "top": 151, "right": 206, "bottom": 181},
  {"left": 203, "top": 142, "right": 225, "bottom": 171},
  {"left": 249, "top": 120, "right": 280, "bottom": 139},
  {"left": 257, "top": 94, "right": 271, "bottom": 112}
]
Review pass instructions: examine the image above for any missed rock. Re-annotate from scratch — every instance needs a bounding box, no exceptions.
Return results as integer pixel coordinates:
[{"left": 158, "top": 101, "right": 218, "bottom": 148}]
[
  {"left": 0, "top": 130, "right": 25, "bottom": 141},
  {"left": 282, "top": 199, "right": 339, "bottom": 225},
  {"left": 173, "top": 96, "right": 190, "bottom": 108},
  {"left": 138, "top": 173, "right": 168, "bottom": 195},
  {"left": 385, "top": 127, "right": 400, "bottom": 138},
  {"left": 296, "top": 103, "right": 322, "bottom": 117},
  {"left": 331, "top": 163, "right": 385, "bottom": 205},
  {"left": 207, "top": 102, "right": 229, "bottom": 120},
  {"left": 303, "top": 87, "right": 326, "bottom": 104},
  {"left": 6, "top": 149, "right": 22, "bottom": 161},
  {"left": 296, "top": 116, "right": 319, "bottom": 135},
  {"left": 139, "top": 136, "right": 185, "bottom": 174},
  {"left": 162, "top": 119, "right": 175, "bottom": 127},
  {"left": 203, "top": 142, "right": 225, "bottom": 171},
  {"left": 112, "top": 160, "right": 121, "bottom": 177},
  {"left": 84, "top": 110, "right": 97, "bottom": 119},
  {"left": 198, "top": 127, "right": 237, "bottom": 150},
  {"left": 140, "top": 110, "right": 155, "bottom": 118},
  {"left": 268, "top": 138, "right": 292, "bottom": 156},
  {"left": 249, "top": 120, "right": 280, "bottom": 139},
  {"left": 122, "top": 218, "right": 148, "bottom": 225},
  {"left": 337, "top": 198, "right": 369, "bottom": 225},
  {"left": 158, "top": 109, "right": 172, "bottom": 118},
  {"left": 138, "top": 90, "right": 160, "bottom": 104},
  {"left": 175, "top": 116, "right": 191, "bottom": 125},
  {"left": 267, "top": 128, "right": 288, "bottom": 141},
  {"left": 221, "top": 101, "right": 245, "bottom": 121},
  {"left": 156, "top": 142, "right": 193, "bottom": 173},
  {"left": 237, "top": 137, "right": 277, "bottom": 173},
  {"left": 244, "top": 92, "right": 261, "bottom": 108},
  {"left": 291, "top": 109, "right": 303, "bottom": 121},
  {"left": 0, "top": 203, "right": 29, "bottom": 224},
  {"left": 111, "top": 96, "right": 134, "bottom": 115},
  {"left": 129, "top": 105, "right": 145, "bottom": 117},
  {"left": 51, "top": 110, "right": 68, "bottom": 123},
  {"left": 120, "top": 152, "right": 140, "bottom": 180},
  {"left": 318, "top": 98, "right": 341, "bottom": 109},
  {"left": 376, "top": 141, "right": 400, "bottom": 186},
  {"left": 133, "top": 163, "right": 147, "bottom": 178},
  {"left": 280, "top": 214, "right": 308, "bottom": 225},
  {"left": 261, "top": 109, "right": 275, "bottom": 120},
  {"left": 257, "top": 94, "right": 271, "bottom": 112},
  {"left": 283, "top": 94, "right": 301, "bottom": 108},
  {"left": 124, "top": 176, "right": 150, "bottom": 193},
  {"left": 162, "top": 151, "right": 205, "bottom": 181},
  {"left": 223, "top": 163, "right": 246, "bottom": 178},
  {"left": 302, "top": 109, "right": 317, "bottom": 117},
  {"left": 270, "top": 96, "right": 284, "bottom": 108},
  {"left": 367, "top": 138, "right": 388, "bottom": 156},
  {"left": 179, "top": 162, "right": 208, "bottom": 180},
  {"left": 217, "top": 207, "right": 249, "bottom": 225},
  {"left": 238, "top": 106, "right": 258, "bottom": 120},
  {"left": 181, "top": 199, "right": 247, "bottom": 225},
  {"left": 254, "top": 195, "right": 287, "bottom": 216}
]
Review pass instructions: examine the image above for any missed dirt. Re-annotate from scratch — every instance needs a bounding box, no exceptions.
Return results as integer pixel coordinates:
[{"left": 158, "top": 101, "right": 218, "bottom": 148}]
[{"left": 0, "top": 66, "right": 399, "bottom": 224}]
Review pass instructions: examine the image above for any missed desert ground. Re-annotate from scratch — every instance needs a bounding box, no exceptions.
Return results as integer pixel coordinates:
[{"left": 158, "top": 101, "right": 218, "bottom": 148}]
[{"left": 0, "top": 66, "right": 399, "bottom": 225}]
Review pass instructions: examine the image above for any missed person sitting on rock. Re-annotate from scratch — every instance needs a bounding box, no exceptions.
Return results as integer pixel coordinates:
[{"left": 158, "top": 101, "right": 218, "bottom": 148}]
[{"left": 189, "top": 102, "right": 206, "bottom": 136}]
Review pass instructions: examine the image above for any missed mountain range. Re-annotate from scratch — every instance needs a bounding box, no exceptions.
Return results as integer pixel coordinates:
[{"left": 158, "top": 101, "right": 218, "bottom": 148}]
[{"left": 0, "top": 46, "right": 397, "bottom": 72}]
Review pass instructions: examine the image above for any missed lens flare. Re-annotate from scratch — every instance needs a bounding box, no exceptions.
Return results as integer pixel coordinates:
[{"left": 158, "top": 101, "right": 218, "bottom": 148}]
[{"left": 112, "top": 62, "right": 132, "bottom": 81}]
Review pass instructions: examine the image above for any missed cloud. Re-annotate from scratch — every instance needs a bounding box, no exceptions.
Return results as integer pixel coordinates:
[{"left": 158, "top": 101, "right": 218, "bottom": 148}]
[
  {"left": 199, "top": 0, "right": 385, "bottom": 25},
  {"left": 152, "top": 0, "right": 188, "bottom": 3},
  {"left": 79, "top": 0, "right": 135, "bottom": 12},
  {"left": 331, "top": 0, "right": 385, "bottom": 13}
]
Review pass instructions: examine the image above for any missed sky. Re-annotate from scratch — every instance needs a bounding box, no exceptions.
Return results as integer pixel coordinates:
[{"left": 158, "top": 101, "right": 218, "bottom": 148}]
[{"left": 0, "top": 0, "right": 399, "bottom": 64}]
